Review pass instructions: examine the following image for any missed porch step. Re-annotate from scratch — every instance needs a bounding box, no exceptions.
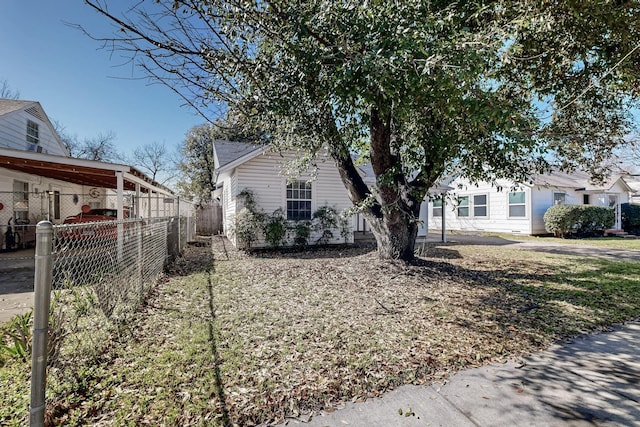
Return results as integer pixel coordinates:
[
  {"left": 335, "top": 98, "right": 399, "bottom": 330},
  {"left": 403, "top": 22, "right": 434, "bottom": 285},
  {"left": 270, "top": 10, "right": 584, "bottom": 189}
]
[
  {"left": 604, "top": 229, "right": 638, "bottom": 238},
  {"left": 353, "top": 231, "right": 376, "bottom": 243}
]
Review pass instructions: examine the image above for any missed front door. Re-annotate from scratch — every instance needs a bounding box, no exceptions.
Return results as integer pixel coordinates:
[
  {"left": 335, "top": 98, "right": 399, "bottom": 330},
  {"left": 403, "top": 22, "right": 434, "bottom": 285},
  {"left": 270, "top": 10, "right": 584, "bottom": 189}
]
[{"left": 608, "top": 195, "right": 620, "bottom": 229}]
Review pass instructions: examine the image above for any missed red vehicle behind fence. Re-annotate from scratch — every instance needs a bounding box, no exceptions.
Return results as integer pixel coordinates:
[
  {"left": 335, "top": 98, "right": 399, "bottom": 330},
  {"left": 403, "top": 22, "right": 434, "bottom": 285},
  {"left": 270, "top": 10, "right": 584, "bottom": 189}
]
[{"left": 59, "top": 207, "right": 136, "bottom": 241}]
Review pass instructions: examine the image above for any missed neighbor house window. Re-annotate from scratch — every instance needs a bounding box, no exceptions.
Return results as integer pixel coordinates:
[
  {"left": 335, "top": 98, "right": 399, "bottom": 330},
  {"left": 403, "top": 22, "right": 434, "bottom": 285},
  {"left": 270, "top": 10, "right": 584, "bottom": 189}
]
[
  {"left": 432, "top": 198, "right": 443, "bottom": 217},
  {"left": 286, "top": 181, "right": 312, "bottom": 220},
  {"left": 457, "top": 196, "right": 469, "bottom": 217},
  {"left": 553, "top": 192, "right": 566, "bottom": 205},
  {"left": 583, "top": 194, "right": 590, "bottom": 205},
  {"left": 13, "top": 180, "right": 29, "bottom": 223},
  {"left": 473, "top": 194, "right": 488, "bottom": 217},
  {"left": 508, "top": 191, "right": 526, "bottom": 217},
  {"left": 26, "top": 120, "right": 39, "bottom": 144}
]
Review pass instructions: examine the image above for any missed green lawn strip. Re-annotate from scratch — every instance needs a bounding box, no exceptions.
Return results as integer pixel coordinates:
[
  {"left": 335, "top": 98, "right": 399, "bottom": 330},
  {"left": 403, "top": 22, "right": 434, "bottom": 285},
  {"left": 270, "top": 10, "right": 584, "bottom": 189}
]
[
  {"left": 448, "top": 247, "right": 640, "bottom": 337},
  {"left": 45, "top": 270, "right": 226, "bottom": 426}
]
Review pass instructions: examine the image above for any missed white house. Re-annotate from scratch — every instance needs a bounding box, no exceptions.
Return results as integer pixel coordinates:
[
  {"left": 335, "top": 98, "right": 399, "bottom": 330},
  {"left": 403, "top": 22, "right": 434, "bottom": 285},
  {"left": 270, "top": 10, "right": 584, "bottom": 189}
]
[
  {"left": 0, "top": 98, "right": 176, "bottom": 249},
  {"left": 428, "top": 171, "right": 631, "bottom": 236},
  {"left": 213, "top": 140, "right": 358, "bottom": 246},
  {"left": 212, "top": 140, "right": 449, "bottom": 247},
  {"left": 625, "top": 176, "right": 640, "bottom": 205},
  {"left": 0, "top": 99, "right": 69, "bottom": 156}
]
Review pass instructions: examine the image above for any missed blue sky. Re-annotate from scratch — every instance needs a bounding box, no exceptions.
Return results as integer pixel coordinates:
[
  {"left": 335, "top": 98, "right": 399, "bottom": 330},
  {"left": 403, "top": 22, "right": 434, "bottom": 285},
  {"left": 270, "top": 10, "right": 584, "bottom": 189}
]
[{"left": 0, "top": 1, "right": 206, "bottom": 158}]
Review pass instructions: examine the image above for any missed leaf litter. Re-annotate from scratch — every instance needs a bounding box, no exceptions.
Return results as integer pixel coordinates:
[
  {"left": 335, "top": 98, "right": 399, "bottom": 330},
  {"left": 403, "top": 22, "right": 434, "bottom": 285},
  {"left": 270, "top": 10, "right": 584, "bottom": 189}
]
[{"left": 43, "top": 236, "right": 640, "bottom": 426}]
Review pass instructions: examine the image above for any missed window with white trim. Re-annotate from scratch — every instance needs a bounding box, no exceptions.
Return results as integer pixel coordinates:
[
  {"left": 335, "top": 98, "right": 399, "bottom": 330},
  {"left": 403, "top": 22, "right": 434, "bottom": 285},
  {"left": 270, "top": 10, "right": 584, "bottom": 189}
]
[
  {"left": 286, "top": 181, "right": 312, "bottom": 220},
  {"left": 508, "top": 191, "right": 526, "bottom": 217},
  {"left": 432, "top": 198, "right": 443, "bottom": 217},
  {"left": 473, "top": 194, "right": 488, "bottom": 217},
  {"left": 457, "top": 196, "right": 469, "bottom": 217},
  {"left": 26, "top": 120, "right": 39, "bottom": 144},
  {"left": 553, "top": 192, "right": 566, "bottom": 205}
]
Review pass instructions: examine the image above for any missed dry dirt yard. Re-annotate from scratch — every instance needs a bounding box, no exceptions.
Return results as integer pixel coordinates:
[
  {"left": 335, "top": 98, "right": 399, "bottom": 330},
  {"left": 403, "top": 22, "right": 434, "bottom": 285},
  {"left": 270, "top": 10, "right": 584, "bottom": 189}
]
[{"left": 15, "top": 236, "right": 640, "bottom": 426}]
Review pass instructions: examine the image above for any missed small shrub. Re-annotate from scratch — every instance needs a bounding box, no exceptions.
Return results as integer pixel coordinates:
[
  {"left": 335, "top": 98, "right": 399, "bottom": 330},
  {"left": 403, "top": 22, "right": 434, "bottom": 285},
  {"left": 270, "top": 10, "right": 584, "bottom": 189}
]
[
  {"left": 544, "top": 205, "right": 614, "bottom": 238},
  {"left": 338, "top": 210, "right": 352, "bottom": 244},
  {"left": 233, "top": 208, "right": 264, "bottom": 249},
  {"left": 291, "top": 221, "right": 311, "bottom": 247},
  {"left": 0, "top": 311, "right": 32, "bottom": 362},
  {"left": 621, "top": 203, "right": 640, "bottom": 234},
  {"left": 232, "top": 189, "right": 266, "bottom": 249},
  {"left": 264, "top": 208, "right": 288, "bottom": 247},
  {"left": 312, "top": 206, "right": 338, "bottom": 244},
  {"left": 237, "top": 189, "right": 258, "bottom": 211}
]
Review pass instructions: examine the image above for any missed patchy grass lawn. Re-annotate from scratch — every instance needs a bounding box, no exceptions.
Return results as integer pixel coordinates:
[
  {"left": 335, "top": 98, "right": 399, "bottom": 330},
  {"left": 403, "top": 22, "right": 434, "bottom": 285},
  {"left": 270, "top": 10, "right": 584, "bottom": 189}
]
[{"left": 2, "top": 238, "right": 639, "bottom": 426}]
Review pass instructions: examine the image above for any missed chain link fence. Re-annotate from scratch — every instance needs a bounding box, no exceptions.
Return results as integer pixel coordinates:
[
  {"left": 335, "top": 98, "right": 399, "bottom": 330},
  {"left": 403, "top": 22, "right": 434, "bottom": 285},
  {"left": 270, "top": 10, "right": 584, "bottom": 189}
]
[
  {"left": 23, "top": 215, "right": 195, "bottom": 422},
  {"left": 49, "top": 218, "right": 169, "bottom": 365},
  {"left": 1, "top": 189, "right": 195, "bottom": 254}
]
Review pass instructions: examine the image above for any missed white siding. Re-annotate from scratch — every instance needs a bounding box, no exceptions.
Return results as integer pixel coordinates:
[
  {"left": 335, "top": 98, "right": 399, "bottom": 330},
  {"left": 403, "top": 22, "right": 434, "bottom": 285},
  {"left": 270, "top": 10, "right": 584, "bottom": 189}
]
[
  {"left": 0, "top": 109, "right": 67, "bottom": 156},
  {"left": 429, "top": 179, "right": 533, "bottom": 234},
  {"left": 0, "top": 166, "right": 85, "bottom": 226},
  {"left": 237, "top": 152, "right": 285, "bottom": 215},
  {"left": 226, "top": 150, "right": 354, "bottom": 247},
  {"left": 530, "top": 187, "right": 554, "bottom": 234},
  {"left": 221, "top": 175, "right": 236, "bottom": 243}
]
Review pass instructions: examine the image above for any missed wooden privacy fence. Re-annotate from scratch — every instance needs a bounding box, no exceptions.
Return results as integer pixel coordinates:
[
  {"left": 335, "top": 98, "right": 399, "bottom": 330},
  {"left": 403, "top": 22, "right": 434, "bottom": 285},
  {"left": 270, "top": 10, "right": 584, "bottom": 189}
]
[{"left": 196, "top": 203, "right": 222, "bottom": 235}]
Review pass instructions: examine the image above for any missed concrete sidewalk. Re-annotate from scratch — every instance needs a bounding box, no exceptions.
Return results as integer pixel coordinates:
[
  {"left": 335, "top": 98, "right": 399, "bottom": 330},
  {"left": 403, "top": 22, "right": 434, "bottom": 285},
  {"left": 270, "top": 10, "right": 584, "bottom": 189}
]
[{"left": 283, "top": 322, "right": 640, "bottom": 426}]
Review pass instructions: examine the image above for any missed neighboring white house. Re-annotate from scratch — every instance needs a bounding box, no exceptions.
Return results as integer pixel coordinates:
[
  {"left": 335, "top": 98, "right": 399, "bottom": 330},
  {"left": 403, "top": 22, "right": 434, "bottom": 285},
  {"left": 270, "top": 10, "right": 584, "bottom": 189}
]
[
  {"left": 0, "top": 98, "right": 178, "bottom": 249},
  {"left": 0, "top": 99, "right": 69, "bottom": 156},
  {"left": 625, "top": 176, "right": 640, "bottom": 205},
  {"left": 428, "top": 171, "right": 631, "bottom": 236}
]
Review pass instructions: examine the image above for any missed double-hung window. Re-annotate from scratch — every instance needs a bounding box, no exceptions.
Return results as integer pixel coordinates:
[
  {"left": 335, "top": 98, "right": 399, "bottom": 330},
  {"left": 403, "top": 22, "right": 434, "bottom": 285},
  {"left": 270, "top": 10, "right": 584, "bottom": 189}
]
[
  {"left": 473, "top": 194, "right": 488, "bottom": 217},
  {"left": 553, "top": 192, "right": 566, "bottom": 205},
  {"left": 286, "top": 181, "right": 312, "bottom": 220},
  {"left": 457, "top": 196, "right": 469, "bottom": 217},
  {"left": 432, "top": 198, "right": 443, "bottom": 217},
  {"left": 26, "top": 120, "right": 39, "bottom": 144},
  {"left": 508, "top": 191, "right": 526, "bottom": 217}
]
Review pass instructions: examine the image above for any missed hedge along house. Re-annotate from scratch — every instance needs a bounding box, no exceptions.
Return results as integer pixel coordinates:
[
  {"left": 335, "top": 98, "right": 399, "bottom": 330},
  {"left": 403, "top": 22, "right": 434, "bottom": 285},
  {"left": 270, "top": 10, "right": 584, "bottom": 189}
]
[{"left": 428, "top": 171, "right": 631, "bottom": 236}]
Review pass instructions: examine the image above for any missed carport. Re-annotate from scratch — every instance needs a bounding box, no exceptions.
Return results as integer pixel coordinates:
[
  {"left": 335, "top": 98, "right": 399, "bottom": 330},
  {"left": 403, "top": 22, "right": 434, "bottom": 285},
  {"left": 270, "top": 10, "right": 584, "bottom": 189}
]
[
  {"left": 0, "top": 148, "right": 176, "bottom": 322},
  {"left": 0, "top": 147, "right": 174, "bottom": 221}
]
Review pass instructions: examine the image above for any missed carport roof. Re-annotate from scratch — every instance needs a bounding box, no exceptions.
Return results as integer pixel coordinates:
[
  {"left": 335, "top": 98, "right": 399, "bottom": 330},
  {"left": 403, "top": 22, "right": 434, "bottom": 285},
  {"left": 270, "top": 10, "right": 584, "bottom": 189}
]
[{"left": 0, "top": 147, "right": 173, "bottom": 195}]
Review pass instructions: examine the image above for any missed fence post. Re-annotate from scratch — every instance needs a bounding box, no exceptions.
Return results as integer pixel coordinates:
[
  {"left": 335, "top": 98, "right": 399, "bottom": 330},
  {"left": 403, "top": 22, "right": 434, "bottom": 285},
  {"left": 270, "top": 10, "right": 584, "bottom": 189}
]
[
  {"left": 137, "top": 218, "right": 144, "bottom": 303},
  {"left": 29, "top": 221, "right": 54, "bottom": 427},
  {"left": 177, "top": 197, "right": 181, "bottom": 252}
]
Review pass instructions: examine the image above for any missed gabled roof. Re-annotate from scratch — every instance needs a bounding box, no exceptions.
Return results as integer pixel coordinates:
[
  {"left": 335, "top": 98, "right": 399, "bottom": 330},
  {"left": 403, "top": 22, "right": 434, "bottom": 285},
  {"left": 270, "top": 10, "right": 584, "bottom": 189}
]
[
  {"left": 213, "top": 139, "right": 263, "bottom": 172},
  {"left": 0, "top": 99, "right": 34, "bottom": 117},
  {"left": 623, "top": 176, "right": 640, "bottom": 195},
  {"left": 532, "top": 170, "right": 631, "bottom": 192},
  {"left": 0, "top": 98, "right": 69, "bottom": 156}
]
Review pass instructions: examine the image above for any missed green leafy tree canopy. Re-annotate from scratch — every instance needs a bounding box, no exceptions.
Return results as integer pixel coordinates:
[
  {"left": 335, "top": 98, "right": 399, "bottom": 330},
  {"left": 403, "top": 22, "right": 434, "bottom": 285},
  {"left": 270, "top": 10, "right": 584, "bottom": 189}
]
[{"left": 84, "top": 0, "right": 640, "bottom": 259}]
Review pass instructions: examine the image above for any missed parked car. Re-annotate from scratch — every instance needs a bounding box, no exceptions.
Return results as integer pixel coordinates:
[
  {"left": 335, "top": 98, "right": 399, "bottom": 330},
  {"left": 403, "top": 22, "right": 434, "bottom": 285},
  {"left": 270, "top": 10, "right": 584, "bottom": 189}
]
[
  {"left": 63, "top": 208, "right": 132, "bottom": 223},
  {"left": 59, "top": 208, "right": 138, "bottom": 242}
]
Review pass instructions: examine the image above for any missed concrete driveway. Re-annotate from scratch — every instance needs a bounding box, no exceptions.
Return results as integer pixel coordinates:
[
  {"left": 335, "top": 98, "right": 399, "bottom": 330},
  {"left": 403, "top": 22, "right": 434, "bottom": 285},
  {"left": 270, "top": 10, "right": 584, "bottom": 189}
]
[
  {"left": 423, "top": 232, "right": 640, "bottom": 262},
  {"left": 0, "top": 249, "right": 34, "bottom": 323}
]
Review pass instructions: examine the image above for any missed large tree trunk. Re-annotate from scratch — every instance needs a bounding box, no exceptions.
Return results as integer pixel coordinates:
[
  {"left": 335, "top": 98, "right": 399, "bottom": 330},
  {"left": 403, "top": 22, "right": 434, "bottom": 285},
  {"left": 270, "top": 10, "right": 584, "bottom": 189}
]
[
  {"left": 323, "top": 104, "right": 427, "bottom": 261},
  {"left": 364, "top": 204, "right": 420, "bottom": 260}
]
